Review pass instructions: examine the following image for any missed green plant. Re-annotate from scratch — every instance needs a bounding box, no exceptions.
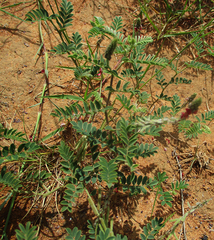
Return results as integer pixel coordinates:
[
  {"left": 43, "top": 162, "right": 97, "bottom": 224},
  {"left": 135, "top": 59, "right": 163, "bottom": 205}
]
[
  {"left": 1, "top": 0, "right": 213, "bottom": 239},
  {"left": 15, "top": 221, "right": 38, "bottom": 240},
  {"left": 137, "top": 0, "right": 214, "bottom": 40}
]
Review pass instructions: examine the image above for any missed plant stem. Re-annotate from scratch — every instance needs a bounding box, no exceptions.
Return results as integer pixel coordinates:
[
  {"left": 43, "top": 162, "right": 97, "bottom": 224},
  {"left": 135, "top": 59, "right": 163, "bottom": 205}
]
[
  {"left": 138, "top": 0, "right": 160, "bottom": 35},
  {"left": 32, "top": 83, "right": 47, "bottom": 141},
  {"left": 86, "top": 188, "right": 99, "bottom": 216},
  {"left": 1, "top": 192, "right": 16, "bottom": 240},
  {"left": 97, "top": 186, "right": 101, "bottom": 211},
  {"left": 104, "top": 75, "right": 114, "bottom": 128},
  {"left": 150, "top": 188, "right": 159, "bottom": 219},
  {"left": 86, "top": 188, "right": 110, "bottom": 235}
]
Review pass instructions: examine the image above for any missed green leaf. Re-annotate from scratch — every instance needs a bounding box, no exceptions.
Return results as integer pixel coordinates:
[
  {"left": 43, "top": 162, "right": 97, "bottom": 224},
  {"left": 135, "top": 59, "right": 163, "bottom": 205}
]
[
  {"left": 42, "top": 95, "right": 83, "bottom": 101},
  {"left": 99, "top": 157, "right": 117, "bottom": 188},
  {"left": 1, "top": 127, "right": 26, "bottom": 142},
  {"left": 25, "top": 9, "right": 51, "bottom": 22},
  {"left": 83, "top": 166, "right": 94, "bottom": 172},
  {"left": 15, "top": 222, "right": 38, "bottom": 240},
  {"left": 140, "top": 217, "right": 164, "bottom": 240},
  {"left": 170, "top": 94, "right": 181, "bottom": 116},
  {"left": 185, "top": 60, "right": 213, "bottom": 71},
  {"left": 57, "top": 0, "right": 74, "bottom": 30},
  {"left": 110, "top": 16, "right": 123, "bottom": 31},
  {"left": 40, "top": 127, "right": 64, "bottom": 142},
  {"left": 116, "top": 80, "right": 121, "bottom": 90},
  {"left": 51, "top": 42, "right": 75, "bottom": 54},
  {"left": 170, "top": 77, "right": 192, "bottom": 85},
  {"left": 65, "top": 227, "right": 86, "bottom": 240}
]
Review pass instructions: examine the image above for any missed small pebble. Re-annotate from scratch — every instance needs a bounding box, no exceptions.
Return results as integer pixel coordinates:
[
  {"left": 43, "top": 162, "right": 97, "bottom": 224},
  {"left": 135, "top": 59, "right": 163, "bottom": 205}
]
[{"left": 13, "top": 119, "right": 21, "bottom": 123}]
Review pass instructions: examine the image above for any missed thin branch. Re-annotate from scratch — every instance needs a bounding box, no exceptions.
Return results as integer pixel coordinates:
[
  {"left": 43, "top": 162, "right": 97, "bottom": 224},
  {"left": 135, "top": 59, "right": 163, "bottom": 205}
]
[{"left": 174, "top": 150, "right": 187, "bottom": 240}]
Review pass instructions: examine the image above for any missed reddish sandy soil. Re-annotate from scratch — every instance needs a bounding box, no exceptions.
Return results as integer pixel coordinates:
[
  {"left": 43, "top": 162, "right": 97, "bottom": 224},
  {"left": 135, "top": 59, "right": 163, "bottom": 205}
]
[{"left": 0, "top": 0, "right": 214, "bottom": 239}]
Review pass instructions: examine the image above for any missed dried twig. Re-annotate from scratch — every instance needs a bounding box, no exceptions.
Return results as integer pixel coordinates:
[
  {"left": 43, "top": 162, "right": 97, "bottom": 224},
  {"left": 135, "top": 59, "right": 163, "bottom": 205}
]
[
  {"left": 174, "top": 149, "right": 187, "bottom": 240},
  {"left": 158, "top": 200, "right": 210, "bottom": 239}
]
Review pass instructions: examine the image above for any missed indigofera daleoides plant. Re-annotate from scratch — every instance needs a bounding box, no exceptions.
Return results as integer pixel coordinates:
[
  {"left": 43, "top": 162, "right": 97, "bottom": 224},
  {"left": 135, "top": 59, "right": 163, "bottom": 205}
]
[{"left": 0, "top": 0, "right": 214, "bottom": 239}]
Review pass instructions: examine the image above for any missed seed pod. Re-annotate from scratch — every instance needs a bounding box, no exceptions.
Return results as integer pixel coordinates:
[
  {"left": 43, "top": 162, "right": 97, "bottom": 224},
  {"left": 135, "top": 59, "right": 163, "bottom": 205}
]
[
  {"left": 188, "top": 93, "right": 197, "bottom": 103},
  {"left": 105, "top": 38, "right": 118, "bottom": 61},
  {"left": 189, "top": 98, "right": 202, "bottom": 112},
  {"left": 135, "top": 17, "right": 141, "bottom": 29}
]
